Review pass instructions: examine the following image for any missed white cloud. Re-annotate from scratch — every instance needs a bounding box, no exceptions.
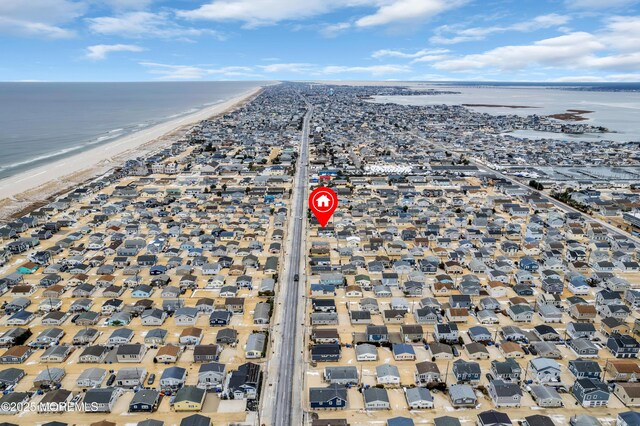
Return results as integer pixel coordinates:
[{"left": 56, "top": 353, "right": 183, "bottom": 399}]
[
  {"left": 0, "top": 18, "right": 75, "bottom": 38},
  {"left": 141, "top": 63, "right": 211, "bottom": 79},
  {"left": 257, "top": 62, "right": 411, "bottom": 75},
  {"left": 178, "top": 0, "right": 464, "bottom": 29},
  {"left": 602, "top": 16, "right": 640, "bottom": 52},
  {"left": 411, "top": 54, "right": 450, "bottom": 63},
  {"left": 178, "top": 0, "right": 347, "bottom": 26},
  {"left": 549, "top": 76, "right": 608, "bottom": 82},
  {"left": 431, "top": 13, "right": 570, "bottom": 44},
  {"left": 142, "top": 60, "right": 412, "bottom": 79},
  {"left": 0, "top": 0, "right": 85, "bottom": 23},
  {"left": 583, "top": 52, "right": 640, "bottom": 71},
  {"left": 434, "top": 32, "right": 606, "bottom": 71},
  {"left": 88, "top": 11, "right": 223, "bottom": 39},
  {"left": 432, "top": 15, "right": 640, "bottom": 76},
  {"left": 509, "top": 14, "right": 571, "bottom": 31},
  {"left": 140, "top": 62, "right": 259, "bottom": 79},
  {"left": 355, "top": 0, "right": 466, "bottom": 28},
  {"left": 320, "top": 22, "right": 351, "bottom": 37},
  {"left": 371, "top": 48, "right": 449, "bottom": 59},
  {"left": 101, "top": 0, "right": 153, "bottom": 10},
  {"left": 259, "top": 63, "right": 316, "bottom": 73},
  {"left": 86, "top": 44, "right": 144, "bottom": 60},
  {"left": 321, "top": 64, "right": 411, "bottom": 75},
  {"left": 607, "top": 73, "right": 640, "bottom": 81},
  {"left": 565, "top": 0, "right": 639, "bottom": 9},
  {"left": 0, "top": 0, "right": 85, "bottom": 38}
]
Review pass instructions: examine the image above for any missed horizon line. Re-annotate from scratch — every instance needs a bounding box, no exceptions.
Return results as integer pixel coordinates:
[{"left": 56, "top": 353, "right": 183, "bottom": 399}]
[{"left": 3, "top": 79, "right": 640, "bottom": 84}]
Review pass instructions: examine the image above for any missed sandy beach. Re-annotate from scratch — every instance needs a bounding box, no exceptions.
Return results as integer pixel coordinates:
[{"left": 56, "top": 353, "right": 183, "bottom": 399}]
[{"left": 0, "top": 84, "right": 265, "bottom": 221}]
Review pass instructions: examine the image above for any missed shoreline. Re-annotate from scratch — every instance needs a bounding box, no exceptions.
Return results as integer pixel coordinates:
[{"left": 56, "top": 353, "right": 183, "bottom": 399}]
[
  {"left": 547, "top": 109, "right": 594, "bottom": 122},
  {"left": 462, "top": 103, "right": 539, "bottom": 109},
  {"left": 0, "top": 84, "right": 266, "bottom": 221}
]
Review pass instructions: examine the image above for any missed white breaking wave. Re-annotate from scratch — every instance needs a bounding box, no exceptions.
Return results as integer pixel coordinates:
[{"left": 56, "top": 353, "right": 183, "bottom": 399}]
[{"left": 0, "top": 131, "right": 124, "bottom": 172}]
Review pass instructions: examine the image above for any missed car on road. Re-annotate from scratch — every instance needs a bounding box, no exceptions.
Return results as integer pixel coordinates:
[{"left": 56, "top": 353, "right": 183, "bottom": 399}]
[
  {"left": 106, "top": 374, "right": 116, "bottom": 387},
  {"left": 294, "top": 274, "right": 299, "bottom": 281},
  {"left": 147, "top": 373, "right": 155, "bottom": 385}
]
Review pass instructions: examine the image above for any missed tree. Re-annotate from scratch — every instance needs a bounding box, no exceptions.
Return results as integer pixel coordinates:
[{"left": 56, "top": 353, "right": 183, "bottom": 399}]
[{"left": 529, "top": 180, "right": 544, "bottom": 191}]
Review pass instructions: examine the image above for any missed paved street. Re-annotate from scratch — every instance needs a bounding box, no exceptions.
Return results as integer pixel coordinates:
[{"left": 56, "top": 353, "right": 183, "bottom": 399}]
[{"left": 270, "top": 102, "right": 312, "bottom": 426}]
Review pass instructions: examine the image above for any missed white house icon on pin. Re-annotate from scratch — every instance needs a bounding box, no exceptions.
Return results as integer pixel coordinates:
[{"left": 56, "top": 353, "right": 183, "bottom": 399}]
[{"left": 316, "top": 195, "right": 331, "bottom": 208}]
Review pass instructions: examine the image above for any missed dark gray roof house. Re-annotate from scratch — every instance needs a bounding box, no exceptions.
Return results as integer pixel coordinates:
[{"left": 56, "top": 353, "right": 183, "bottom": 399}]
[
  {"left": 309, "top": 384, "right": 348, "bottom": 409},
  {"left": 129, "top": 389, "right": 160, "bottom": 412},
  {"left": 179, "top": 414, "right": 211, "bottom": 426},
  {"left": 477, "top": 410, "right": 512, "bottom": 426},
  {"left": 435, "top": 417, "right": 462, "bottom": 426},
  {"left": 138, "top": 421, "right": 164, "bottom": 426}
]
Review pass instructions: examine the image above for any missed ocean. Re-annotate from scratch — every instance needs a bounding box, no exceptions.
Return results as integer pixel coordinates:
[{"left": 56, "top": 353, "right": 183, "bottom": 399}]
[
  {"left": 373, "top": 82, "right": 640, "bottom": 143},
  {"left": 0, "top": 81, "right": 260, "bottom": 180}
]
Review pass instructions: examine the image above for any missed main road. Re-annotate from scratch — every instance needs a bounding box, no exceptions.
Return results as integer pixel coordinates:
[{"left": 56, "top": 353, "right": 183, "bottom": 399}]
[{"left": 270, "top": 101, "right": 313, "bottom": 426}]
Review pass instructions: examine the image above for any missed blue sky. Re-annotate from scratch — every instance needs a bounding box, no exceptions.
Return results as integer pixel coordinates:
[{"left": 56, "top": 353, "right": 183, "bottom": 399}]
[{"left": 1, "top": 0, "right": 639, "bottom": 81}]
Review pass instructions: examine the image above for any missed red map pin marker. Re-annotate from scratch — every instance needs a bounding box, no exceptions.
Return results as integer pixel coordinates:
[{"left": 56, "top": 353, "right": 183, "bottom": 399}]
[{"left": 309, "top": 187, "right": 338, "bottom": 227}]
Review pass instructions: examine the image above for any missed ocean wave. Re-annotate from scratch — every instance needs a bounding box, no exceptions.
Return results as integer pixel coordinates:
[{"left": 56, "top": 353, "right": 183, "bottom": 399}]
[
  {"left": 1, "top": 97, "right": 239, "bottom": 174},
  {"left": 0, "top": 131, "right": 125, "bottom": 172},
  {"left": 92, "top": 132, "right": 124, "bottom": 144},
  {"left": 0, "top": 144, "right": 87, "bottom": 171},
  {"left": 165, "top": 108, "right": 200, "bottom": 120}
]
